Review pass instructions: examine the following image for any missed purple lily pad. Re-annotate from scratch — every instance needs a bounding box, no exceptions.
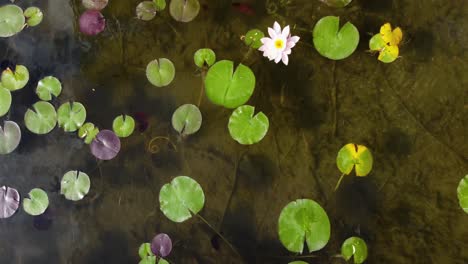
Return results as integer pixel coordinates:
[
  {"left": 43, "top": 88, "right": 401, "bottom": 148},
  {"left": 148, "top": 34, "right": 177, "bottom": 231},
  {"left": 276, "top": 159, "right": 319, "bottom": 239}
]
[
  {"left": 151, "top": 233, "right": 172, "bottom": 257},
  {"left": 90, "top": 129, "right": 121, "bottom": 160},
  {"left": 79, "top": 10, "right": 106, "bottom": 36},
  {"left": 0, "top": 186, "right": 20, "bottom": 219}
]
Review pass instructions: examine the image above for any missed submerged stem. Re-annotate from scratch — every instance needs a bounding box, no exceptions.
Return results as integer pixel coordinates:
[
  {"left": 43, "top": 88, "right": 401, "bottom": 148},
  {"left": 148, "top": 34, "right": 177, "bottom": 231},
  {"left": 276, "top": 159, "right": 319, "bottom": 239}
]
[
  {"left": 334, "top": 172, "right": 346, "bottom": 191},
  {"left": 197, "top": 68, "right": 207, "bottom": 107}
]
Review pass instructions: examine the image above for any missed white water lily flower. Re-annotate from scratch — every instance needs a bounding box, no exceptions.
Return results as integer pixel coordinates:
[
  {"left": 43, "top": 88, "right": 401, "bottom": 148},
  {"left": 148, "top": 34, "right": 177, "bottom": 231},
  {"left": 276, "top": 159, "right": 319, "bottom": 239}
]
[{"left": 258, "top": 21, "right": 300, "bottom": 65}]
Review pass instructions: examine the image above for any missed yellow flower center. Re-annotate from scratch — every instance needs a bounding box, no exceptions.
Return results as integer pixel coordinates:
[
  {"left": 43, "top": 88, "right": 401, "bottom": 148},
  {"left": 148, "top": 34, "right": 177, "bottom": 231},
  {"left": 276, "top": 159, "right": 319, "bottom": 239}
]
[{"left": 274, "top": 39, "right": 284, "bottom": 49}]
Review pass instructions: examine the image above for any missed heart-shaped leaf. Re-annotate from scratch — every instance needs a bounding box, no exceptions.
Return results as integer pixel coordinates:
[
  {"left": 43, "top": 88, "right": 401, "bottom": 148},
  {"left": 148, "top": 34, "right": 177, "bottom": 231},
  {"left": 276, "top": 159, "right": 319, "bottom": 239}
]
[
  {"left": 23, "top": 188, "right": 49, "bottom": 216},
  {"left": 0, "top": 86, "right": 12, "bottom": 117},
  {"left": 336, "top": 143, "right": 373, "bottom": 176},
  {"left": 90, "top": 129, "right": 121, "bottom": 160},
  {"left": 136, "top": 1, "right": 157, "bottom": 21},
  {"left": 193, "top": 48, "right": 216, "bottom": 68},
  {"left": 0, "top": 5, "right": 25, "bottom": 38},
  {"left": 244, "top": 29, "right": 265, "bottom": 49},
  {"left": 205, "top": 60, "right": 255, "bottom": 108},
  {"left": 36, "top": 76, "right": 62, "bottom": 101},
  {"left": 1, "top": 65, "right": 29, "bottom": 91},
  {"left": 24, "top": 7, "right": 43, "bottom": 27},
  {"left": 159, "top": 176, "right": 205, "bottom": 223},
  {"left": 0, "top": 186, "right": 20, "bottom": 219},
  {"left": 228, "top": 105, "right": 269, "bottom": 145},
  {"left": 171, "top": 104, "right": 202, "bottom": 136},
  {"left": 24, "top": 101, "right": 57, "bottom": 134},
  {"left": 78, "top": 122, "right": 99, "bottom": 144},
  {"left": 112, "top": 114, "right": 135, "bottom": 138},
  {"left": 0, "top": 121, "right": 21, "bottom": 155},
  {"left": 341, "top": 236, "right": 368, "bottom": 264},
  {"left": 60, "top": 170, "right": 91, "bottom": 201},
  {"left": 169, "top": 0, "right": 200, "bottom": 22},
  {"left": 457, "top": 175, "right": 468, "bottom": 214},
  {"left": 146, "top": 58, "right": 176, "bottom": 87},
  {"left": 139, "top": 243, "right": 154, "bottom": 259},
  {"left": 278, "top": 199, "right": 331, "bottom": 253},
  {"left": 57, "top": 102, "right": 87, "bottom": 132},
  {"left": 151, "top": 233, "right": 172, "bottom": 257}
]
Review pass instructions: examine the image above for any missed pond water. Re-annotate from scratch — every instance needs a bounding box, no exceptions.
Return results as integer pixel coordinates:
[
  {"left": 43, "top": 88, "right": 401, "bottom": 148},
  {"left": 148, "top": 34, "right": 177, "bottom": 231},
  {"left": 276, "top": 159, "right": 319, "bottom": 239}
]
[{"left": 1, "top": 0, "right": 467, "bottom": 263}]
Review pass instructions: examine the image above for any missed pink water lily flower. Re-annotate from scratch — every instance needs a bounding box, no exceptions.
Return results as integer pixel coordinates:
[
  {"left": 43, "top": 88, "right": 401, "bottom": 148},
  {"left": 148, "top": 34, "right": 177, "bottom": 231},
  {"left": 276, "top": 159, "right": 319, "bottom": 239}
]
[{"left": 259, "top": 21, "right": 300, "bottom": 65}]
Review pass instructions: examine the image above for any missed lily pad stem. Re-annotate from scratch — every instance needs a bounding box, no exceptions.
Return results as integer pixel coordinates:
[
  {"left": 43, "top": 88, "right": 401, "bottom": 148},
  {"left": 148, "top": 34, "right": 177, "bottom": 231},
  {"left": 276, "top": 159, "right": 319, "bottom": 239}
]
[
  {"left": 197, "top": 68, "right": 207, "bottom": 107},
  {"left": 334, "top": 172, "right": 345, "bottom": 191}
]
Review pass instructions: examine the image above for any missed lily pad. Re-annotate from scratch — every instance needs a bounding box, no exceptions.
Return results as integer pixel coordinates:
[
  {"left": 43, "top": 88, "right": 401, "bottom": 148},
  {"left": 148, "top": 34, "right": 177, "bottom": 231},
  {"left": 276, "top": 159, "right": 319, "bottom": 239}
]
[
  {"left": 146, "top": 58, "right": 176, "bottom": 87},
  {"left": 171, "top": 104, "right": 202, "bottom": 136},
  {"left": 169, "top": 0, "right": 200, "bottom": 22},
  {"left": 60, "top": 170, "right": 91, "bottom": 201},
  {"left": 369, "top": 34, "right": 386, "bottom": 51},
  {"left": 79, "top": 10, "right": 106, "bottom": 36},
  {"left": 139, "top": 243, "right": 154, "bottom": 259},
  {"left": 82, "top": 0, "right": 109, "bottom": 10},
  {"left": 0, "top": 5, "right": 25, "bottom": 38},
  {"left": 1, "top": 65, "right": 29, "bottom": 91},
  {"left": 0, "top": 121, "right": 21, "bottom": 155},
  {"left": 36, "top": 76, "right": 62, "bottom": 101},
  {"left": 244, "top": 29, "right": 265, "bottom": 49},
  {"left": 151, "top": 233, "right": 172, "bottom": 257},
  {"left": 57, "top": 102, "right": 87, "bottom": 132},
  {"left": 90, "top": 130, "right": 121, "bottom": 160},
  {"left": 78, "top": 122, "right": 99, "bottom": 144},
  {"left": 0, "top": 186, "right": 20, "bottom": 219},
  {"left": 341, "top": 236, "right": 368, "bottom": 264},
  {"left": 0, "top": 86, "right": 12, "bottom": 117},
  {"left": 312, "top": 16, "right": 359, "bottom": 60},
  {"left": 23, "top": 188, "right": 49, "bottom": 216},
  {"left": 24, "top": 7, "right": 43, "bottom": 27},
  {"left": 112, "top": 115, "right": 135, "bottom": 138},
  {"left": 194, "top": 48, "right": 216, "bottom": 68},
  {"left": 205, "top": 60, "right": 255, "bottom": 108},
  {"left": 457, "top": 175, "right": 468, "bottom": 214},
  {"left": 24, "top": 101, "right": 57, "bottom": 134},
  {"left": 278, "top": 199, "right": 331, "bottom": 253},
  {"left": 136, "top": 1, "right": 157, "bottom": 21},
  {"left": 336, "top": 143, "right": 373, "bottom": 176},
  {"left": 159, "top": 176, "right": 205, "bottom": 223},
  {"left": 153, "top": 0, "right": 167, "bottom": 11},
  {"left": 228, "top": 105, "right": 269, "bottom": 145}
]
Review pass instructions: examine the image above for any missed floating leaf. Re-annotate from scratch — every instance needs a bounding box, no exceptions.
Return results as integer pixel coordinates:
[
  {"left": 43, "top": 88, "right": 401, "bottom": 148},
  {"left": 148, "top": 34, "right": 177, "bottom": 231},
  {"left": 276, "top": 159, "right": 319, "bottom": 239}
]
[
  {"left": 341, "top": 237, "right": 368, "bottom": 264},
  {"left": 146, "top": 58, "right": 176, "bottom": 87},
  {"left": 23, "top": 188, "right": 49, "bottom": 216},
  {"left": 194, "top": 48, "right": 216, "bottom": 68},
  {"left": 289, "top": 261, "right": 308, "bottom": 264},
  {"left": 151, "top": 233, "right": 172, "bottom": 257},
  {"left": 139, "top": 243, "right": 154, "bottom": 259},
  {"left": 319, "top": 0, "right": 352, "bottom": 8},
  {"left": 57, "top": 102, "right": 87, "bottom": 132},
  {"left": 24, "top": 101, "right": 57, "bottom": 134},
  {"left": 312, "top": 16, "right": 359, "bottom": 60},
  {"left": 0, "top": 186, "right": 20, "bottom": 219},
  {"left": 169, "top": 0, "right": 200, "bottom": 22},
  {"left": 377, "top": 45, "right": 399, "bottom": 63},
  {"left": 171, "top": 104, "right": 202, "bottom": 136},
  {"left": 0, "top": 121, "right": 21, "bottom": 155},
  {"left": 60, "top": 170, "right": 91, "bottom": 201},
  {"left": 457, "top": 175, "right": 468, "bottom": 214},
  {"left": 228, "top": 105, "right": 269, "bottom": 145},
  {"left": 205, "top": 60, "right": 255, "bottom": 108},
  {"left": 78, "top": 122, "right": 99, "bottom": 144},
  {"left": 336, "top": 143, "right": 373, "bottom": 176},
  {"left": 278, "top": 199, "right": 331, "bottom": 253},
  {"left": 369, "top": 33, "right": 386, "bottom": 51},
  {"left": 90, "top": 130, "right": 121, "bottom": 160},
  {"left": 24, "top": 7, "right": 43, "bottom": 27},
  {"left": 139, "top": 257, "right": 156, "bottom": 264},
  {"left": 153, "top": 0, "right": 166, "bottom": 11},
  {"left": 159, "top": 176, "right": 205, "bottom": 223},
  {"left": 244, "top": 29, "right": 265, "bottom": 49},
  {"left": 1, "top": 65, "right": 29, "bottom": 91},
  {"left": 82, "top": 0, "right": 109, "bottom": 10},
  {"left": 0, "top": 86, "right": 12, "bottom": 117},
  {"left": 79, "top": 10, "right": 106, "bottom": 36},
  {"left": 36, "top": 76, "right": 62, "bottom": 101},
  {"left": 0, "top": 5, "right": 25, "bottom": 38},
  {"left": 112, "top": 115, "right": 135, "bottom": 138},
  {"left": 136, "top": 1, "right": 157, "bottom": 21}
]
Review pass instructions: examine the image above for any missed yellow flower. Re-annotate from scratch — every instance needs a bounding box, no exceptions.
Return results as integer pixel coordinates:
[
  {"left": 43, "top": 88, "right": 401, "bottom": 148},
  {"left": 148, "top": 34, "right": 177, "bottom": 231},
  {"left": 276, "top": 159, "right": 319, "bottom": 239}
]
[{"left": 380, "top": 23, "right": 403, "bottom": 47}]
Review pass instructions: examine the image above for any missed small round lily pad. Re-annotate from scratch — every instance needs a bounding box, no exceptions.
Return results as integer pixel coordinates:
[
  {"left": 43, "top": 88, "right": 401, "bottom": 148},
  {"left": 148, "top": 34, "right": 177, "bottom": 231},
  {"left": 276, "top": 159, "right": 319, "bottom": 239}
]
[
  {"left": 82, "top": 0, "right": 109, "bottom": 10},
  {"left": 151, "top": 233, "right": 172, "bottom": 257},
  {"left": 0, "top": 121, "right": 21, "bottom": 155},
  {"left": 112, "top": 115, "right": 135, "bottom": 138},
  {"left": 79, "top": 10, "right": 106, "bottom": 36},
  {"left": 169, "top": 0, "right": 200, "bottom": 22},
  {"left": 278, "top": 199, "right": 331, "bottom": 253},
  {"left": 57, "top": 102, "right": 87, "bottom": 132},
  {"left": 78, "top": 122, "right": 99, "bottom": 144},
  {"left": 0, "top": 186, "right": 20, "bottom": 218},
  {"left": 244, "top": 29, "right": 265, "bottom": 49},
  {"left": 153, "top": 0, "right": 167, "bottom": 11},
  {"left": 90, "top": 130, "right": 121, "bottom": 160},
  {"left": 24, "top": 7, "right": 43, "bottom": 27},
  {"left": 36, "top": 76, "right": 62, "bottom": 101},
  {"left": 1, "top": 65, "right": 29, "bottom": 91},
  {"left": 228, "top": 105, "right": 269, "bottom": 145},
  {"left": 171, "top": 104, "right": 202, "bottom": 136},
  {"left": 24, "top": 101, "right": 57, "bottom": 134},
  {"left": 23, "top": 188, "right": 49, "bottom": 216},
  {"left": 159, "top": 176, "right": 205, "bottom": 223},
  {"left": 341, "top": 237, "right": 368, "bottom": 264},
  {"left": 146, "top": 58, "right": 176, "bottom": 87},
  {"left": 0, "top": 5, "right": 25, "bottom": 38},
  {"left": 457, "top": 175, "right": 468, "bottom": 214},
  {"left": 194, "top": 48, "right": 216, "bottom": 68},
  {"left": 136, "top": 1, "right": 157, "bottom": 21},
  {"left": 337, "top": 143, "right": 373, "bottom": 176},
  {"left": 60, "top": 170, "right": 91, "bottom": 201},
  {"left": 0, "top": 86, "right": 12, "bottom": 117}
]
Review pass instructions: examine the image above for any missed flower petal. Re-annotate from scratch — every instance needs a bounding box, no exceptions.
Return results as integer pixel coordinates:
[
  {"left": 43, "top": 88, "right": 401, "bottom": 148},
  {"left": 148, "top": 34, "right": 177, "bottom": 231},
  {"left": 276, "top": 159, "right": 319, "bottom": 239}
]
[
  {"left": 281, "top": 53, "right": 289, "bottom": 65},
  {"left": 289, "top": 36, "right": 300, "bottom": 44},
  {"left": 273, "top": 21, "right": 281, "bottom": 34},
  {"left": 282, "top": 26, "right": 290, "bottom": 38},
  {"left": 268, "top": 27, "right": 276, "bottom": 38},
  {"left": 274, "top": 54, "right": 282, "bottom": 63}
]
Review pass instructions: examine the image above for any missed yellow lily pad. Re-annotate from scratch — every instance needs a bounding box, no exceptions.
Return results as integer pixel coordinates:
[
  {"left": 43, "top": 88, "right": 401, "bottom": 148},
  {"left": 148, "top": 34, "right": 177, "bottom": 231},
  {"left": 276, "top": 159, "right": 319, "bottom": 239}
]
[{"left": 336, "top": 143, "right": 373, "bottom": 177}]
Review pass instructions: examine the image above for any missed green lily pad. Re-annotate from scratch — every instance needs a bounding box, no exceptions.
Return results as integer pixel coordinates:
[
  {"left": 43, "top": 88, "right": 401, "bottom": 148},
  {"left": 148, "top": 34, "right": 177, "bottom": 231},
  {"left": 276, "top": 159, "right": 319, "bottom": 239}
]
[
  {"left": 0, "top": 121, "right": 21, "bottom": 155},
  {"left": 369, "top": 33, "right": 386, "bottom": 51},
  {"left": 60, "top": 170, "right": 91, "bottom": 201},
  {"left": 146, "top": 58, "right": 176, "bottom": 87},
  {"left": 57, "top": 102, "right": 87, "bottom": 132},
  {"left": 24, "top": 7, "right": 43, "bottom": 27},
  {"left": 244, "top": 29, "right": 265, "bottom": 49},
  {"left": 278, "top": 199, "right": 331, "bottom": 253},
  {"left": 153, "top": 0, "right": 166, "bottom": 11},
  {"left": 23, "top": 188, "right": 49, "bottom": 216},
  {"left": 36, "top": 76, "right": 62, "bottom": 101},
  {"left": 0, "top": 5, "right": 25, "bottom": 38},
  {"left": 457, "top": 175, "right": 468, "bottom": 214},
  {"left": 171, "top": 104, "right": 202, "bottom": 136},
  {"left": 289, "top": 261, "right": 308, "bottom": 264},
  {"left": 24, "top": 101, "right": 57, "bottom": 134},
  {"left": 0, "top": 86, "right": 12, "bottom": 117},
  {"left": 312, "top": 16, "right": 359, "bottom": 60},
  {"left": 341, "top": 237, "right": 368, "bottom": 264},
  {"left": 336, "top": 143, "right": 373, "bottom": 176},
  {"left": 112, "top": 114, "right": 135, "bottom": 138},
  {"left": 204, "top": 60, "right": 255, "bottom": 109},
  {"left": 1, "top": 65, "right": 29, "bottom": 91},
  {"left": 228, "top": 105, "right": 269, "bottom": 145},
  {"left": 138, "top": 243, "right": 154, "bottom": 259},
  {"left": 78, "top": 122, "right": 99, "bottom": 144},
  {"left": 139, "top": 256, "right": 156, "bottom": 264},
  {"left": 159, "top": 176, "right": 205, "bottom": 223},
  {"left": 136, "top": 1, "right": 157, "bottom": 21},
  {"left": 169, "top": 0, "right": 200, "bottom": 23},
  {"left": 194, "top": 48, "right": 216, "bottom": 68}
]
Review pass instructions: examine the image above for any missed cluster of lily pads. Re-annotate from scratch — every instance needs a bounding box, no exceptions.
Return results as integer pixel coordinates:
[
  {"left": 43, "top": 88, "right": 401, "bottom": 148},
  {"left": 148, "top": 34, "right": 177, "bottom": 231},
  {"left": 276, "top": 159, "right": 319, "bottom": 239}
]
[
  {"left": 136, "top": 0, "right": 200, "bottom": 22},
  {"left": 138, "top": 233, "right": 172, "bottom": 264},
  {"left": 0, "top": 3, "right": 43, "bottom": 38}
]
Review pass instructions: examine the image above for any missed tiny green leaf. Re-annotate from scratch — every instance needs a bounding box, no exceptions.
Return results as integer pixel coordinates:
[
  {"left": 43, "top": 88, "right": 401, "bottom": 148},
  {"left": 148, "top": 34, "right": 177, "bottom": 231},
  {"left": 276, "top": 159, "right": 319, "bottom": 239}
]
[
  {"left": 0, "top": 86, "right": 12, "bottom": 117},
  {"left": 171, "top": 104, "right": 202, "bottom": 136},
  {"left": 0, "top": 5, "right": 25, "bottom": 38},
  {"left": 112, "top": 115, "right": 135, "bottom": 138},
  {"left": 369, "top": 34, "right": 386, "bottom": 51},
  {"left": 1, "top": 65, "right": 29, "bottom": 91},
  {"left": 57, "top": 102, "right": 87, "bottom": 132},
  {"left": 24, "top": 101, "right": 57, "bottom": 135},
  {"left": 23, "top": 188, "right": 49, "bottom": 216},
  {"left": 228, "top": 105, "right": 269, "bottom": 145},
  {"left": 153, "top": 0, "right": 166, "bottom": 11},
  {"left": 244, "top": 29, "right": 265, "bottom": 49},
  {"left": 78, "top": 122, "right": 99, "bottom": 144},
  {"left": 146, "top": 58, "right": 176, "bottom": 87},
  {"left": 341, "top": 237, "right": 368, "bottom": 264},
  {"left": 194, "top": 48, "right": 216, "bottom": 68},
  {"left": 24, "top": 7, "right": 43, "bottom": 27},
  {"left": 336, "top": 143, "right": 373, "bottom": 176},
  {"left": 169, "top": 0, "right": 200, "bottom": 22},
  {"left": 36, "top": 76, "right": 62, "bottom": 101},
  {"left": 136, "top": 1, "right": 157, "bottom": 21},
  {"left": 138, "top": 243, "right": 154, "bottom": 259},
  {"left": 457, "top": 175, "right": 468, "bottom": 214},
  {"left": 60, "top": 170, "right": 91, "bottom": 201},
  {"left": 139, "top": 256, "right": 156, "bottom": 264}
]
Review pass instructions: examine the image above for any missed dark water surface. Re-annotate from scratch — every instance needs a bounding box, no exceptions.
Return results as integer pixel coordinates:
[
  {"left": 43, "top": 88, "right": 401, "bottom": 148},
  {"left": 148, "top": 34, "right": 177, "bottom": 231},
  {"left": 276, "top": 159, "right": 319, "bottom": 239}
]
[{"left": 1, "top": 0, "right": 467, "bottom": 263}]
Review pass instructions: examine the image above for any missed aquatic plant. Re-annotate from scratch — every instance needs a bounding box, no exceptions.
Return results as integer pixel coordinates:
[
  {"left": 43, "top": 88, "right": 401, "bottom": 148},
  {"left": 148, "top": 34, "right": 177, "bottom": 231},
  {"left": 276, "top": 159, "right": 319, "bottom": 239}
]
[
  {"left": 23, "top": 188, "right": 49, "bottom": 216},
  {"left": 341, "top": 236, "right": 368, "bottom": 264},
  {"left": 24, "top": 101, "right": 58, "bottom": 135},
  {"left": 24, "top": 7, "right": 43, "bottom": 27},
  {"left": 243, "top": 29, "right": 265, "bottom": 49},
  {"left": 278, "top": 199, "right": 331, "bottom": 253},
  {"left": 0, "top": 186, "right": 20, "bottom": 219},
  {"left": 169, "top": 0, "right": 200, "bottom": 23},
  {"left": 457, "top": 175, "right": 468, "bottom": 214},
  {"left": 79, "top": 10, "right": 106, "bottom": 36},
  {"left": 228, "top": 105, "right": 269, "bottom": 145},
  {"left": 138, "top": 241, "right": 170, "bottom": 264},
  {"left": 57, "top": 102, "right": 87, "bottom": 132},
  {"left": 136, "top": 1, "right": 158, "bottom": 21},
  {"left": 1, "top": 65, "right": 29, "bottom": 91},
  {"left": 289, "top": 261, "right": 308, "bottom": 264},
  {"left": 78, "top": 122, "right": 99, "bottom": 144},
  {"left": 0, "top": 121, "right": 21, "bottom": 155},
  {"left": 171, "top": 104, "right": 202, "bottom": 136},
  {"left": 194, "top": 48, "right": 216, "bottom": 68},
  {"left": 36, "top": 76, "right": 62, "bottom": 101},
  {"left": 60, "top": 170, "right": 91, "bottom": 201},
  {"left": 259, "top": 21, "right": 300, "bottom": 65},
  {"left": 369, "top": 23, "right": 403, "bottom": 63},
  {"left": 153, "top": 0, "right": 167, "bottom": 11},
  {"left": 319, "top": 0, "right": 352, "bottom": 7},
  {"left": 0, "top": 5, "right": 25, "bottom": 38},
  {"left": 0, "top": 85, "right": 12, "bottom": 117},
  {"left": 204, "top": 60, "right": 255, "bottom": 108},
  {"left": 335, "top": 143, "right": 373, "bottom": 190},
  {"left": 82, "top": 0, "right": 109, "bottom": 10},
  {"left": 112, "top": 115, "right": 135, "bottom": 138},
  {"left": 313, "top": 16, "right": 359, "bottom": 60},
  {"left": 90, "top": 129, "right": 121, "bottom": 160},
  {"left": 151, "top": 233, "right": 172, "bottom": 257},
  {"left": 146, "top": 58, "right": 176, "bottom": 87}
]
